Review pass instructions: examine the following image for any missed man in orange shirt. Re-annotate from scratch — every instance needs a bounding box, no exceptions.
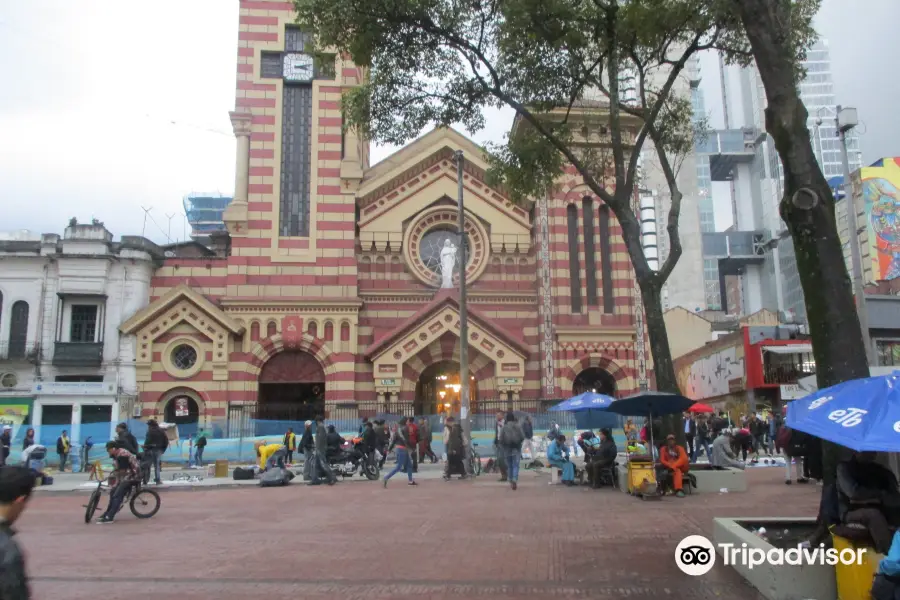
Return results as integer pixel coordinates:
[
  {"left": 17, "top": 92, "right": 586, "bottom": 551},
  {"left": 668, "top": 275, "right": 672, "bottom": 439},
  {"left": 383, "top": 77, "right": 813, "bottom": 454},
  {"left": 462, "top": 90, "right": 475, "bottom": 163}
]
[{"left": 659, "top": 434, "right": 689, "bottom": 497}]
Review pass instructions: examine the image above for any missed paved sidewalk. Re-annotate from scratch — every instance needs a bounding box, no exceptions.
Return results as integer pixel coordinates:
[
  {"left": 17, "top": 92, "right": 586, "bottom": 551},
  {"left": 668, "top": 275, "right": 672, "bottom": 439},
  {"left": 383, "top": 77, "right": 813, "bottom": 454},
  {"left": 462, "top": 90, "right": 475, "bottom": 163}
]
[
  {"left": 36, "top": 461, "right": 464, "bottom": 492},
  {"left": 22, "top": 468, "right": 818, "bottom": 599}
]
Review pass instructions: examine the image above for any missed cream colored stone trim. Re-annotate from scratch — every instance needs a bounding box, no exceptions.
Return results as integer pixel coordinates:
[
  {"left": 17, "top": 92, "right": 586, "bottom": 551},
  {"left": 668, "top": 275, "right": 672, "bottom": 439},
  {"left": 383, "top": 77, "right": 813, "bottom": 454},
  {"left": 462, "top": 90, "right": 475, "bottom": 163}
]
[{"left": 162, "top": 336, "right": 206, "bottom": 380}]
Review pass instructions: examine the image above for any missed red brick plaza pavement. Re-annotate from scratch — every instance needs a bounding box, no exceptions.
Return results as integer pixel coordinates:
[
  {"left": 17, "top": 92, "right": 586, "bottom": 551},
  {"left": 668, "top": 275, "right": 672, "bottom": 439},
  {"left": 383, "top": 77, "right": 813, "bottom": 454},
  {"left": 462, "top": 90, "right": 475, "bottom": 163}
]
[{"left": 22, "top": 467, "right": 818, "bottom": 600}]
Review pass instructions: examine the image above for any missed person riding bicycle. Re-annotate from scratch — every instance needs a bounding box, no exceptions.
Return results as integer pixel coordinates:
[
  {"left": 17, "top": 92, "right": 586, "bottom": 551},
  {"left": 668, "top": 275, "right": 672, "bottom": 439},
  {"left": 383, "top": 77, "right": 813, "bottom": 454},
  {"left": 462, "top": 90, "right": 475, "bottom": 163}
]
[{"left": 96, "top": 441, "right": 141, "bottom": 524}]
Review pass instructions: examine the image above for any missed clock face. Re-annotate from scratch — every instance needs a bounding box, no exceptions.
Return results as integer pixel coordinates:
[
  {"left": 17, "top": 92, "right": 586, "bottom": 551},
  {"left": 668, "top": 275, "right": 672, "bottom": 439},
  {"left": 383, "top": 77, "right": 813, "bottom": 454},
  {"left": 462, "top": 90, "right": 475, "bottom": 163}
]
[{"left": 283, "top": 53, "right": 314, "bottom": 82}]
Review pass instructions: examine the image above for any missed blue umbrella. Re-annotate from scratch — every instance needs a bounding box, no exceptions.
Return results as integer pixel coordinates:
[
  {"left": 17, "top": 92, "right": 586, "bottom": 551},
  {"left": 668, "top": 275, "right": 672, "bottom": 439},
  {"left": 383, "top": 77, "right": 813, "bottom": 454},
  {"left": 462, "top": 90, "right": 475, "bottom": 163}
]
[
  {"left": 549, "top": 392, "right": 615, "bottom": 412},
  {"left": 786, "top": 371, "right": 900, "bottom": 452}
]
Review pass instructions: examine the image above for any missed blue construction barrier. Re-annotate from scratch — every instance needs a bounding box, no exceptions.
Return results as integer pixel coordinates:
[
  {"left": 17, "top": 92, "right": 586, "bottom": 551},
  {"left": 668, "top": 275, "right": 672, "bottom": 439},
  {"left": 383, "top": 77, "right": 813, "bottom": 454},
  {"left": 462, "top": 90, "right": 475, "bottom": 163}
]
[{"left": 16, "top": 414, "right": 639, "bottom": 467}]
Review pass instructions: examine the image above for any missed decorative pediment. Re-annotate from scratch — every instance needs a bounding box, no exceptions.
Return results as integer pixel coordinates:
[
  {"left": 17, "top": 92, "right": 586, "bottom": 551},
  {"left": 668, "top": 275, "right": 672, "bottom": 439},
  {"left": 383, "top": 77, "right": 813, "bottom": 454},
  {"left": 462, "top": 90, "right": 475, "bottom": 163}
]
[
  {"left": 365, "top": 291, "right": 528, "bottom": 388},
  {"left": 357, "top": 128, "right": 532, "bottom": 247},
  {"left": 121, "top": 285, "right": 244, "bottom": 383},
  {"left": 120, "top": 284, "right": 244, "bottom": 337}
]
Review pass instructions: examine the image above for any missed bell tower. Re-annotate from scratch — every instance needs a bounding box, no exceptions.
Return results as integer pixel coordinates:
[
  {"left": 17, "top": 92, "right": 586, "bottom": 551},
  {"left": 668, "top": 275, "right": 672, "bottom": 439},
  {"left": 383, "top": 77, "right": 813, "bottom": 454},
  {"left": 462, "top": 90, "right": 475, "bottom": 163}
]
[{"left": 224, "top": 0, "right": 365, "bottom": 272}]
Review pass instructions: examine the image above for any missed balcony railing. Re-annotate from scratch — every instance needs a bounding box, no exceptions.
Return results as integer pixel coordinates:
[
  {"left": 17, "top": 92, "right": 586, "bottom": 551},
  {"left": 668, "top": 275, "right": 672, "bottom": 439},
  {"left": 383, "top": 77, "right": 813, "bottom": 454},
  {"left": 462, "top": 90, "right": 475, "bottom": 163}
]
[
  {"left": 0, "top": 342, "right": 41, "bottom": 362},
  {"left": 763, "top": 366, "right": 816, "bottom": 385},
  {"left": 52, "top": 342, "right": 104, "bottom": 367}
]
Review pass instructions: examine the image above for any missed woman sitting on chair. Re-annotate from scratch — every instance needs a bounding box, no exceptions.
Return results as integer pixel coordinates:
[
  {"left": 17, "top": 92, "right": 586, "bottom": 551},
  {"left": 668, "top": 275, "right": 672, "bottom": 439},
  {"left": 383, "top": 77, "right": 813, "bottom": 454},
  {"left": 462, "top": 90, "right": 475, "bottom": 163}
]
[{"left": 547, "top": 434, "right": 576, "bottom": 486}]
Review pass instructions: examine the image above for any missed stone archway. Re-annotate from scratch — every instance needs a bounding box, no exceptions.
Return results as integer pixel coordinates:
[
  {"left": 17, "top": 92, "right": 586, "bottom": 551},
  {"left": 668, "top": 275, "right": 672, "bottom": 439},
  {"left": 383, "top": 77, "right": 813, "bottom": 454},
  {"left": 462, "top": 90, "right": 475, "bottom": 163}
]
[
  {"left": 572, "top": 367, "right": 617, "bottom": 396},
  {"left": 398, "top": 331, "right": 497, "bottom": 405},
  {"left": 157, "top": 387, "right": 208, "bottom": 435},
  {"left": 257, "top": 349, "right": 327, "bottom": 422},
  {"left": 559, "top": 354, "right": 632, "bottom": 398}
]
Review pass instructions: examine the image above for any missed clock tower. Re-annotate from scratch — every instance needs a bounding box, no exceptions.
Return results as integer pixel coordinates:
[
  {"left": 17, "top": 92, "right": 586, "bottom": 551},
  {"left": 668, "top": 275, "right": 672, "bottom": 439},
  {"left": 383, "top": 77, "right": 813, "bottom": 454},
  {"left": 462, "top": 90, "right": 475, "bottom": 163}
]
[{"left": 224, "top": 0, "right": 367, "bottom": 255}]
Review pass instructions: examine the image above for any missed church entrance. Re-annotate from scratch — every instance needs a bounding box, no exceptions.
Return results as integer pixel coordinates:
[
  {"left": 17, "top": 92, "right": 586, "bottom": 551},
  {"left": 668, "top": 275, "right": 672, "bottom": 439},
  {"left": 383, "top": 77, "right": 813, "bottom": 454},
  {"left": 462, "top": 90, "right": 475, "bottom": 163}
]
[
  {"left": 258, "top": 351, "right": 325, "bottom": 423},
  {"left": 415, "top": 361, "right": 478, "bottom": 417},
  {"left": 572, "top": 367, "right": 617, "bottom": 396}
]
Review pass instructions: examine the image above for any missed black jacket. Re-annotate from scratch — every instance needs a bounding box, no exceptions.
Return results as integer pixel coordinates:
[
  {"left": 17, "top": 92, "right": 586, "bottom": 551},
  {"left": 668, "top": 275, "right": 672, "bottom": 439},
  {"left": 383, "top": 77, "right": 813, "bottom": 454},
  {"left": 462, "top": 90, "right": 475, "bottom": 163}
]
[
  {"left": 314, "top": 425, "right": 327, "bottom": 453},
  {"left": 144, "top": 427, "right": 168, "bottom": 452},
  {"left": 326, "top": 431, "right": 344, "bottom": 453},
  {"left": 374, "top": 427, "right": 388, "bottom": 450},
  {"left": 749, "top": 419, "right": 767, "bottom": 437},
  {"left": 299, "top": 428, "right": 314, "bottom": 451},
  {"left": 21, "top": 436, "right": 33, "bottom": 451},
  {"left": 696, "top": 420, "right": 711, "bottom": 441},
  {"left": 0, "top": 521, "right": 29, "bottom": 600},
  {"left": 117, "top": 431, "right": 139, "bottom": 455},
  {"left": 684, "top": 418, "right": 697, "bottom": 437},
  {"left": 522, "top": 420, "right": 534, "bottom": 440},
  {"left": 598, "top": 439, "right": 617, "bottom": 463},
  {"left": 389, "top": 426, "right": 410, "bottom": 451},
  {"left": 836, "top": 458, "right": 900, "bottom": 520},
  {"left": 361, "top": 428, "right": 376, "bottom": 451},
  {"left": 56, "top": 436, "right": 70, "bottom": 455}
]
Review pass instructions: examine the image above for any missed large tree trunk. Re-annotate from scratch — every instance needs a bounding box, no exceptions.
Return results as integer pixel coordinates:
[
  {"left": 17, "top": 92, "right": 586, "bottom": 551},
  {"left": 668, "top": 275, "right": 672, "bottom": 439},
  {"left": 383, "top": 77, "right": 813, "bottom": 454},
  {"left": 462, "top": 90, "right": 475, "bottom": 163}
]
[
  {"left": 733, "top": 0, "right": 869, "bottom": 487},
  {"left": 637, "top": 276, "right": 686, "bottom": 445}
]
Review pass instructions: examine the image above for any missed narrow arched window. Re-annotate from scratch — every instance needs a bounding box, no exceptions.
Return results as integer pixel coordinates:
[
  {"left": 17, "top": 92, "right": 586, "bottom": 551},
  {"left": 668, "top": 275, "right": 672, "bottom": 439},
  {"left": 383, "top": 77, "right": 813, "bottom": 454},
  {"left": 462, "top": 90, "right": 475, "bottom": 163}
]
[
  {"left": 567, "top": 204, "right": 582, "bottom": 312},
  {"left": 582, "top": 197, "right": 598, "bottom": 306},
  {"left": 8, "top": 301, "right": 29, "bottom": 358}
]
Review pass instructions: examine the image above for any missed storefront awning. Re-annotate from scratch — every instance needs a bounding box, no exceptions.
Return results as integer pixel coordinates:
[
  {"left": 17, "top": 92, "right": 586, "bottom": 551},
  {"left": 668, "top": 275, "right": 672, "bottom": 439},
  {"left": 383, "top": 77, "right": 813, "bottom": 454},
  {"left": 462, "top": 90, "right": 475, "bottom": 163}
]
[{"left": 762, "top": 344, "right": 813, "bottom": 354}]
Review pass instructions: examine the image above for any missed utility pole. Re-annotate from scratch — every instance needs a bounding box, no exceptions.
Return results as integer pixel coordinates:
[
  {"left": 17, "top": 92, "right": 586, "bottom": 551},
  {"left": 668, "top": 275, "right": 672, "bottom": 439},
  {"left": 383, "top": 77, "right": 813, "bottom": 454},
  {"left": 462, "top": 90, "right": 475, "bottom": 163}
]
[
  {"left": 455, "top": 150, "right": 471, "bottom": 458},
  {"left": 837, "top": 105, "right": 874, "bottom": 366}
]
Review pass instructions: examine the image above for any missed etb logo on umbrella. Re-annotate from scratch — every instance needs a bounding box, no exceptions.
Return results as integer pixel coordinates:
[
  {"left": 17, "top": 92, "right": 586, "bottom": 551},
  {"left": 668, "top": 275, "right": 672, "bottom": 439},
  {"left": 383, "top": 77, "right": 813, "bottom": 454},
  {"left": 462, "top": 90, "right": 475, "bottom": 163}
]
[
  {"left": 809, "top": 396, "right": 833, "bottom": 410},
  {"left": 828, "top": 408, "right": 868, "bottom": 427}
]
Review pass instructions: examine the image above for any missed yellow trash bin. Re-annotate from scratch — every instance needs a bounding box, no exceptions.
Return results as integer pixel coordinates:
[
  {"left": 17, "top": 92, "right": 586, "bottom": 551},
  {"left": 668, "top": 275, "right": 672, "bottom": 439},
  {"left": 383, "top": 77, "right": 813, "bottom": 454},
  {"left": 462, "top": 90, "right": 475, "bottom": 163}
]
[
  {"left": 833, "top": 534, "right": 882, "bottom": 600},
  {"left": 214, "top": 459, "right": 229, "bottom": 478}
]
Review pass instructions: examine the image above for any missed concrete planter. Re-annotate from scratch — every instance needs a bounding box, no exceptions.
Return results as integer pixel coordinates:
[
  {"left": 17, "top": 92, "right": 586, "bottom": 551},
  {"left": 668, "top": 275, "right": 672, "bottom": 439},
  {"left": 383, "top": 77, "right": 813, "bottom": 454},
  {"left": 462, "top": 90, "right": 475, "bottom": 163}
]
[
  {"left": 692, "top": 464, "right": 747, "bottom": 493},
  {"left": 713, "top": 517, "right": 835, "bottom": 600},
  {"left": 613, "top": 461, "right": 747, "bottom": 493}
]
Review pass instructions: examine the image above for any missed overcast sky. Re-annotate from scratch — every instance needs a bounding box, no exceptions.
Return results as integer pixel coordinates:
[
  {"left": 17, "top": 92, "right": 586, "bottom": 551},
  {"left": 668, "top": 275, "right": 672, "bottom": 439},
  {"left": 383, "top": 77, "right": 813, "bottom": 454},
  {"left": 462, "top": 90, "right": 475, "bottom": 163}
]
[{"left": 1, "top": 0, "right": 897, "bottom": 243}]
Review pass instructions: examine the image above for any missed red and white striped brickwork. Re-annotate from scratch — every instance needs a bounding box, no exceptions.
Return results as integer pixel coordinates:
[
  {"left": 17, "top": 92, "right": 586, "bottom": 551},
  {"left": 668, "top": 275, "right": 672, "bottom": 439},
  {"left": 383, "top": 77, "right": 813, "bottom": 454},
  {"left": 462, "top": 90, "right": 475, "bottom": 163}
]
[{"left": 128, "top": 0, "right": 647, "bottom": 424}]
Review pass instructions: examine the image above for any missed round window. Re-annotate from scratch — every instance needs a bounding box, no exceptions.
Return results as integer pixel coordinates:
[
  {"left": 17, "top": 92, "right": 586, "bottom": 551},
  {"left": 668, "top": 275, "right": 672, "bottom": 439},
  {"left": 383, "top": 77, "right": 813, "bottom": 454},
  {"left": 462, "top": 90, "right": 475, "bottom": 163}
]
[
  {"left": 418, "top": 228, "right": 468, "bottom": 275},
  {"left": 171, "top": 344, "right": 198, "bottom": 370}
]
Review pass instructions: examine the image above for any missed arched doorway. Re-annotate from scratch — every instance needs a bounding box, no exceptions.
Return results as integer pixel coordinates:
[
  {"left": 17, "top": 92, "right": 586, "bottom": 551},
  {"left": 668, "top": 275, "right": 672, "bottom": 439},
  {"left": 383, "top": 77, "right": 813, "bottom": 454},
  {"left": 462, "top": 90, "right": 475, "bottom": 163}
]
[
  {"left": 258, "top": 350, "right": 325, "bottom": 422},
  {"left": 415, "top": 361, "right": 478, "bottom": 417},
  {"left": 164, "top": 395, "right": 200, "bottom": 437},
  {"left": 572, "top": 367, "right": 617, "bottom": 396}
]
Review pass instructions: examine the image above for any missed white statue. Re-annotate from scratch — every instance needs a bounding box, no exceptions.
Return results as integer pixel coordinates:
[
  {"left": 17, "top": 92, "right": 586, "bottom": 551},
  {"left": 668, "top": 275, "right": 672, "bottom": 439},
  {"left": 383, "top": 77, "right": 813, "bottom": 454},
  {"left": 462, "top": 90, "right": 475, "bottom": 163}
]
[{"left": 439, "top": 239, "right": 457, "bottom": 288}]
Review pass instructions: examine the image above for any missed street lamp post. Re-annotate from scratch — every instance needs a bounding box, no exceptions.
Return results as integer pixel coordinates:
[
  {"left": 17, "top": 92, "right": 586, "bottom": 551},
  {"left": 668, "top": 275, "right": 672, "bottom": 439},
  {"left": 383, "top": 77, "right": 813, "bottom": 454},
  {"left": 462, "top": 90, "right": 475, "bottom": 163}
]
[
  {"left": 454, "top": 150, "right": 472, "bottom": 453},
  {"left": 836, "top": 105, "right": 875, "bottom": 366}
]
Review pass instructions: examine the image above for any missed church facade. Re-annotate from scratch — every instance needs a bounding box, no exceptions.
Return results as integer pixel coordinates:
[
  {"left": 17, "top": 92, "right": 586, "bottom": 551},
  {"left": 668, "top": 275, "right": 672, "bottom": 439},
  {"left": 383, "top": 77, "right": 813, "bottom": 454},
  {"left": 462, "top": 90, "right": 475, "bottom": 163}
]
[{"left": 120, "top": 0, "right": 650, "bottom": 428}]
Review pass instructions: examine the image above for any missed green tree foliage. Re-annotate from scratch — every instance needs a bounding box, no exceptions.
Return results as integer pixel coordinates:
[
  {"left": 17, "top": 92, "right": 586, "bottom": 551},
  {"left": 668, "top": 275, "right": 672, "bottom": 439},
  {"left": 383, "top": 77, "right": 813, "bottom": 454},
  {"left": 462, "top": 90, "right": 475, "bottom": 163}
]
[{"left": 294, "top": 0, "right": 746, "bottom": 395}]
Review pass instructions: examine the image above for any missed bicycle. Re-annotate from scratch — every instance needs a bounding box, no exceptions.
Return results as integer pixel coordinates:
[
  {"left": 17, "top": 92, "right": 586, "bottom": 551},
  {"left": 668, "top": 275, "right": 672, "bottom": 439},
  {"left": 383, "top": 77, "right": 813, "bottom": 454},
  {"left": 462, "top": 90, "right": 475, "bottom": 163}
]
[
  {"left": 467, "top": 442, "right": 482, "bottom": 477},
  {"left": 84, "top": 477, "right": 161, "bottom": 524}
]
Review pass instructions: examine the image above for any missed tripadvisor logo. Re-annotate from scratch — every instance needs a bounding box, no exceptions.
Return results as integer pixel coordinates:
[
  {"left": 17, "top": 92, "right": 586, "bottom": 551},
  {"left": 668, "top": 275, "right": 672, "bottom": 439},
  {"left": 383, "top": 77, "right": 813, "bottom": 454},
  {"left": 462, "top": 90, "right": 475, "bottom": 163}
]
[{"left": 675, "top": 534, "right": 866, "bottom": 576}]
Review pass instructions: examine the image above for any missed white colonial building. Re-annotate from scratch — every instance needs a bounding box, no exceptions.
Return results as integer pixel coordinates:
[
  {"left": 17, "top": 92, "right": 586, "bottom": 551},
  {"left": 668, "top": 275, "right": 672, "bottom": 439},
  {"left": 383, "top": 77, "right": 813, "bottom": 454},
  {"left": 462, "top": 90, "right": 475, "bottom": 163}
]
[{"left": 0, "top": 219, "right": 162, "bottom": 446}]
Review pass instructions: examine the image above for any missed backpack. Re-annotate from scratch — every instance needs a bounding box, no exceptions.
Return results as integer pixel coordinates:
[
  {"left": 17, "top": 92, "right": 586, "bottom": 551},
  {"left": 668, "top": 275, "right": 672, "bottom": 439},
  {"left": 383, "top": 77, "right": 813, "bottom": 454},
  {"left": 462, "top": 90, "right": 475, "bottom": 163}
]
[
  {"left": 233, "top": 467, "right": 255, "bottom": 480},
  {"left": 502, "top": 423, "right": 524, "bottom": 449}
]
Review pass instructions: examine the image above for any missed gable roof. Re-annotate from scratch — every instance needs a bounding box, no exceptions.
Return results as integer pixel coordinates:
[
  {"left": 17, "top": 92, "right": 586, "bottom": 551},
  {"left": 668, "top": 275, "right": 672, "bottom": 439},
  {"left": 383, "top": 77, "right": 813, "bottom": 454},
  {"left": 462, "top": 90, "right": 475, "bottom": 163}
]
[
  {"left": 119, "top": 283, "right": 244, "bottom": 336},
  {"left": 364, "top": 289, "right": 529, "bottom": 359},
  {"left": 358, "top": 127, "right": 515, "bottom": 206}
]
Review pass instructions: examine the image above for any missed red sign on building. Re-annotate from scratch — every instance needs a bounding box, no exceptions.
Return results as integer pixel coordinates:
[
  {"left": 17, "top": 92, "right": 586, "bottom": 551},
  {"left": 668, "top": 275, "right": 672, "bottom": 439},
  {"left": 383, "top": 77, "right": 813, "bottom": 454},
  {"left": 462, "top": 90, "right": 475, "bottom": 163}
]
[{"left": 281, "top": 315, "right": 304, "bottom": 349}]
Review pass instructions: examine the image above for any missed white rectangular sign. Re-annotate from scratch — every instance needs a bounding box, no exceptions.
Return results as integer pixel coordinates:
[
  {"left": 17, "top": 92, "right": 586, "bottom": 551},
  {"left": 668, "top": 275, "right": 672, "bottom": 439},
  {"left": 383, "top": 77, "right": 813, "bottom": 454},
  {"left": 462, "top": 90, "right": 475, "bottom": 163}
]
[
  {"left": 780, "top": 384, "right": 805, "bottom": 400},
  {"left": 32, "top": 382, "right": 116, "bottom": 396}
]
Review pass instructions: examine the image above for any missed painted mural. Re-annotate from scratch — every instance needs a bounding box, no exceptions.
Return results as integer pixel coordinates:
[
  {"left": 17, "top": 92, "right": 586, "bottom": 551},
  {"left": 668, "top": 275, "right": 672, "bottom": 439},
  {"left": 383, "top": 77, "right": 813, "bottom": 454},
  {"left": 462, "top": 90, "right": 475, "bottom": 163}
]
[
  {"left": 677, "top": 344, "right": 745, "bottom": 401},
  {"left": 860, "top": 158, "right": 900, "bottom": 281}
]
